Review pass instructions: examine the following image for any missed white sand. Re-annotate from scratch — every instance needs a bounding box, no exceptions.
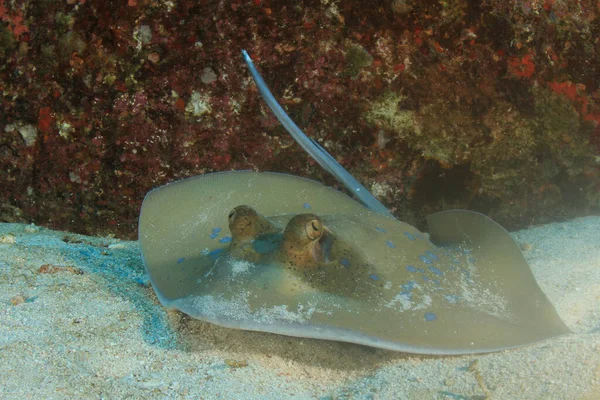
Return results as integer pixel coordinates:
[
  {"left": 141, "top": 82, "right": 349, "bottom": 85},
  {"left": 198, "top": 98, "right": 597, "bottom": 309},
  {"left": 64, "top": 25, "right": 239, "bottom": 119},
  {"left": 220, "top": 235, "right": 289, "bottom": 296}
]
[{"left": 1, "top": 217, "right": 598, "bottom": 399}]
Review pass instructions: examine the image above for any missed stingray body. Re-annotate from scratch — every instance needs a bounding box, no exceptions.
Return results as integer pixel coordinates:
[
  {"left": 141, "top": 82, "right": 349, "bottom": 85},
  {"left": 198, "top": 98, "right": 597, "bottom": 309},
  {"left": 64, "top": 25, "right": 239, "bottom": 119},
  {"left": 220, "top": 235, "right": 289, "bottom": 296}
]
[
  {"left": 138, "top": 52, "right": 570, "bottom": 354},
  {"left": 139, "top": 171, "right": 569, "bottom": 354}
]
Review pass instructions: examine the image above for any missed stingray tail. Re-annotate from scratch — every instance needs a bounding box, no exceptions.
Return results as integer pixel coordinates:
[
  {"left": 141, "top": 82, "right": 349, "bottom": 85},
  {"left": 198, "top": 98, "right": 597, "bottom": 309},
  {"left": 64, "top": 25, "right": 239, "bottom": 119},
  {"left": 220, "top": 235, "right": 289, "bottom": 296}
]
[{"left": 242, "top": 50, "right": 393, "bottom": 218}]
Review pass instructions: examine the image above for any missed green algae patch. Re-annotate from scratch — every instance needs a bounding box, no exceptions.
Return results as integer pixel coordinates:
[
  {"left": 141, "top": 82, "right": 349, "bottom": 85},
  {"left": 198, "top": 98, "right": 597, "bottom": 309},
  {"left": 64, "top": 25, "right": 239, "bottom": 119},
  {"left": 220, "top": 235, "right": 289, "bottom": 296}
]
[
  {"left": 530, "top": 86, "right": 594, "bottom": 177},
  {"left": 365, "top": 92, "right": 420, "bottom": 143},
  {"left": 0, "top": 24, "right": 16, "bottom": 60},
  {"left": 365, "top": 87, "right": 596, "bottom": 223},
  {"left": 344, "top": 43, "right": 374, "bottom": 78}
]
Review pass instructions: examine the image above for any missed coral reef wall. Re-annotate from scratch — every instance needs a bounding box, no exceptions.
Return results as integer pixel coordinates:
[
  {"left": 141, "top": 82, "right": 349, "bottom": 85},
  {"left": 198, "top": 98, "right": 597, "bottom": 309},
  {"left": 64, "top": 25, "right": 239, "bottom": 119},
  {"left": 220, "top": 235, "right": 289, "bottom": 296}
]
[{"left": 1, "top": 0, "right": 599, "bottom": 239}]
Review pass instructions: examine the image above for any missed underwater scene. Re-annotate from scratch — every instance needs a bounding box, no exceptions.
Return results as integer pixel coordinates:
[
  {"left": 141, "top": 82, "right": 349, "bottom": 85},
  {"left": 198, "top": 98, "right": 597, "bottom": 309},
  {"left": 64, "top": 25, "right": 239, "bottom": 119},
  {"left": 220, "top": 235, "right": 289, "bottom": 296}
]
[{"left": 1, "top": 1, "right": 599, "bottom": 399}]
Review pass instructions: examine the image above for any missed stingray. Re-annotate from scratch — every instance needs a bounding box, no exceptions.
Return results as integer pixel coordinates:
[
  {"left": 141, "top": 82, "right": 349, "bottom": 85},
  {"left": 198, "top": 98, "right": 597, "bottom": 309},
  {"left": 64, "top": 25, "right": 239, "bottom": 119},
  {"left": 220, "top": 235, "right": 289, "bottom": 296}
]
[{"left": 137, "top": 51, "right": 570, "bottom": 354}]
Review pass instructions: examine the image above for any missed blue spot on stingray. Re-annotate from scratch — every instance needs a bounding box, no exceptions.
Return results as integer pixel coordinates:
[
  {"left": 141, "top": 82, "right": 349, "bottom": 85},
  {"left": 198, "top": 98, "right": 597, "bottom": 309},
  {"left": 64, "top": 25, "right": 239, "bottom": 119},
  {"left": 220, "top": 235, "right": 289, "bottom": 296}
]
[
  {"left": 340, "top": 258, "right": 351, "bottom": 267},
  {"left": 428, "top": 266, "right": 444, "bottom": 276},
  {"left": 421, "top": 275, "right": 430, "bottom": 282},
  {"left": 467, "top": 256, "right": 476, "bottom": 264},
  {"left": 207, "top": 248, "right": 225, "bottom": 260},
  {"left": 461, "top": 268, "right": 475, "bottom": 285},
  {"left": 402, "top": 281, "right": 416, "bottom": 291},
  {"left": 424, "top": 312, "right": 437, "bottom": 321},
  {"left": 369, "top": 274, "right": 381, "bottom": 281},
  {"left": 399, "top": 291, "right": 412, "bottom": 300},
  {"left": 404, "top": 232, "right": 416, "bottom": 241},
  {"left": 425, "top": 250, "right": 439, "bottom": 261},
  {"left": 303, "top": 202, "right": 311, "bottom": 209},
  {"left": 386, "top": 240, "right": 396, "bottom": 249},
  {"left": 176, "top": 257, "right": 185, "bottom": 264},
  {"left": 375, "top": 226, "right": 386, "bottom": 233},
  {"left": 419, "top": 255, "right": 433, "bottom": 265},
  {"left": 444, "top": 294, "right": 460, "bottom": 304},
  {"left": 406, "top": 265, "right": 417, "bottom": 273},
  {"left": 219, "top": 236, "right": 232, "bottom": 243}
]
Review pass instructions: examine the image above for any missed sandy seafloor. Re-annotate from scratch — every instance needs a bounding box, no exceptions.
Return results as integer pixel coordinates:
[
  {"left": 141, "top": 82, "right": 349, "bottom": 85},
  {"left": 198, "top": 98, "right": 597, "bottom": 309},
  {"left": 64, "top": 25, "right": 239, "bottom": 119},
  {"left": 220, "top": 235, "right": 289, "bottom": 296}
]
[{"left": 0, "top": 216, "right": 599, "bottom": 400}]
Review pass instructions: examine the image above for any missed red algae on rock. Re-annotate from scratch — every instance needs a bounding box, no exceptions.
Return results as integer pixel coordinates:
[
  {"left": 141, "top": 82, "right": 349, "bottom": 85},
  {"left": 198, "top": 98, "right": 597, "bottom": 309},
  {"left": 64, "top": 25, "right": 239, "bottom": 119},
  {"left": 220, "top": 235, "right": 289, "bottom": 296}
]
[{"left": 0, "top": 0, "right": 598, "bottom": 238}]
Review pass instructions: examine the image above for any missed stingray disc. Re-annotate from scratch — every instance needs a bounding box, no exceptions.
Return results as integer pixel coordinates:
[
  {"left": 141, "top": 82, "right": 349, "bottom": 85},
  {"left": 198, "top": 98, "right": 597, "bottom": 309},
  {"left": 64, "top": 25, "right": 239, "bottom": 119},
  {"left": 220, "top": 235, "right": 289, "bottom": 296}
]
[{"left": 139, "top": 171, "right": 570, "bottom": 354}]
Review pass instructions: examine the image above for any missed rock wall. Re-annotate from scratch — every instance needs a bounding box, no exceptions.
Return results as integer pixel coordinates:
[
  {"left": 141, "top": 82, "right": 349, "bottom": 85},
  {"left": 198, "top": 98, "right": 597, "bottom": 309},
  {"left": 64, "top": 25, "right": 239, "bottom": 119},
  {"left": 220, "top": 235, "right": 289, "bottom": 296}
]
[{"left": 1, "top": 0, "right": 599, "bottom": 238}]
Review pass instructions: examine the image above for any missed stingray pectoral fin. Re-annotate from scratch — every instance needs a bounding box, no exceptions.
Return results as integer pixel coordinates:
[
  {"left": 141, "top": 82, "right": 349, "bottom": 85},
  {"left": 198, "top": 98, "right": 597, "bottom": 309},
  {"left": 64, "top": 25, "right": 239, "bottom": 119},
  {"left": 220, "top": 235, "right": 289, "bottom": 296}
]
[{"left": 427, "top": 209, "right": 572, "bottom": 341}]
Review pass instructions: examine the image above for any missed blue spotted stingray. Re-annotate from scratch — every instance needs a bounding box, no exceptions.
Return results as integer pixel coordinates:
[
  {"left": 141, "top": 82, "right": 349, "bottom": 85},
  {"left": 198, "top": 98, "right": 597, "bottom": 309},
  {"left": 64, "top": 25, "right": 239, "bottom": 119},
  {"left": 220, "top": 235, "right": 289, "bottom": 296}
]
[{"left": 137, "top": 51, "right": 570, "bottom": 354}]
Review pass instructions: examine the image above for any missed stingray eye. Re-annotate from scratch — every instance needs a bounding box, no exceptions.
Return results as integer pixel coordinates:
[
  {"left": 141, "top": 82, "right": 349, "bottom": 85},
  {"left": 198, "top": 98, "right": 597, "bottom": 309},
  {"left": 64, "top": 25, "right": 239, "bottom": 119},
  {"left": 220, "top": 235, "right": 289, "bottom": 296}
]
[
  {"left": 228, "top": 210, "right": 236, "bottom": 222},
  {"left": 305, "top": 219, "right": 322, "bottom": 240}
]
